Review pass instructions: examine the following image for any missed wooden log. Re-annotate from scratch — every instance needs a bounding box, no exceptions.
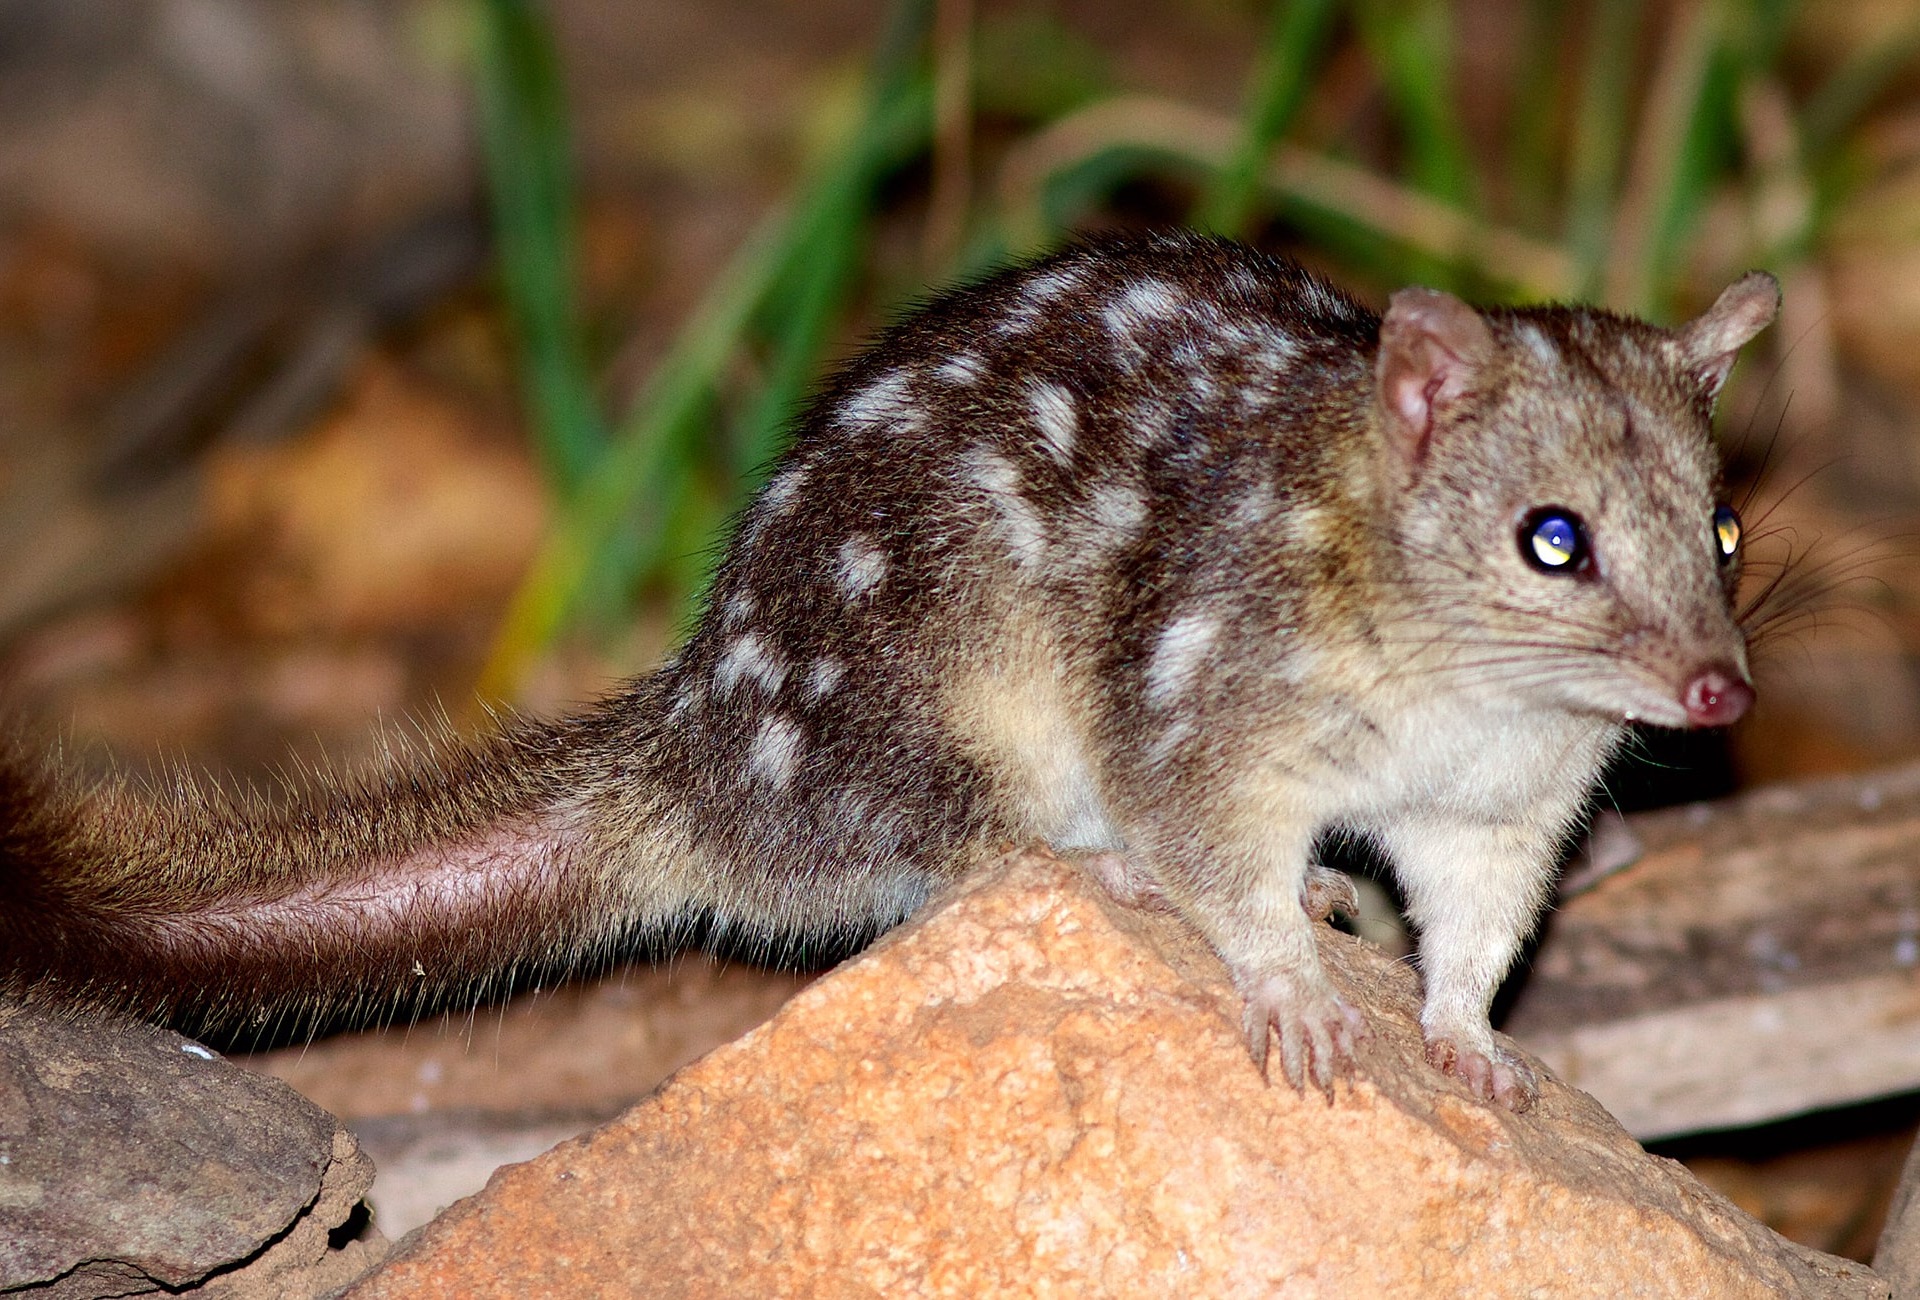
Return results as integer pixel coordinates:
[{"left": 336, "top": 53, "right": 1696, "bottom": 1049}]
[
  {"left": 1874, "top": 1132, "right": 1920, "bottom": 1290},
  {"left": 1505, "top": 761, "right": 1920, "bottom": 1141}
]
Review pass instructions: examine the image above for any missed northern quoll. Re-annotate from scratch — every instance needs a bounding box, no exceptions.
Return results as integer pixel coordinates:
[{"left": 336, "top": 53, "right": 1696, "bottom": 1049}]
[{"left": 0, "top": 232, "right": 1776, "bottom": 1110}]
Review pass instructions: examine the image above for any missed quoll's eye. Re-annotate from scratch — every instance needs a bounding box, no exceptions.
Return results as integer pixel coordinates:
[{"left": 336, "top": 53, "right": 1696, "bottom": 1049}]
[
  {"left": 1713, "top": 505, "right": 1741, "bottom": 564},
  {"left": 1518, "top": 507, "right": 1590, "bottom": 574}
]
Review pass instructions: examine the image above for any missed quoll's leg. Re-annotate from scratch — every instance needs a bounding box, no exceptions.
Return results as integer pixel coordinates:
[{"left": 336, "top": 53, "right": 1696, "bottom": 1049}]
[
  {"left": 1141, "top": 822, "right": 1370, "bottom": 1099},
  {"left": 1377, "top": 817, "right": 1561, "bottom": 1111}
]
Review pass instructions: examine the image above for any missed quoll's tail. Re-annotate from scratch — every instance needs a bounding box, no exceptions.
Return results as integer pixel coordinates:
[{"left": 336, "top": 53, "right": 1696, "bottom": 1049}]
[{"left": 0, "top": 713, "right": 622, "bottom": 1037}]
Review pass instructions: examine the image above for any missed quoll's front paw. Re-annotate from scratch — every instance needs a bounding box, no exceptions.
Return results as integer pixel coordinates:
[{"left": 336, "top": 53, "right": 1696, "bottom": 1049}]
[
  {"left": 1241, "top": 975, "right": 1371, "bottom": 1099},
  {"left": 1424, "top": 1034, "right": 1540, "bottom": 1112}
]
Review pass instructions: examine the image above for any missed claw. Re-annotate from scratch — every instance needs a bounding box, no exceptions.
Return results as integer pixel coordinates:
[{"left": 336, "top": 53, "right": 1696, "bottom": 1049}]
[
  {"left": 1425, "top": 1034, "right": 1539, "bottom": 1112},
  {"left": 1240, "top": 973, "right": 1368, "bottom": 1099},
  {"left": 1243, "top": 1001, "right": 1272, "bottom": 1080},
  {"left": 1279, "top": 1010, "right": 1310, "bottom": 1093}
]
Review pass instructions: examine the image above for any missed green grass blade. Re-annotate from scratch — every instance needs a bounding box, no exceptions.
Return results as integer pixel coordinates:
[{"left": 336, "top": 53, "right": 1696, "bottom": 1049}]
[
  {"left": 472, "top": 0, "right": 605, "bottom": 491},
  {"left": 477, "top": 207, "right": 794, "bottom": 698},
  {"left": 1504, "top": 0, "right": 1568, "bottom": 235},
  {"left": 1607, "top": 0, "right": 1733, "bottom": 315},
  {"left": 735, "top": 192, "right": 867, "bottom": 478},
  {"left": 1643, "top": 13, "right": 1745, "bottom": 314},
  {"left": 478, "top": 0, "right": 936, "bottom": 696},
  {"left": 997, "top": 96, "right": 1575, "bottom": 296},
  {"left": 1564, "top": 0, "right": 1642, "bottom": 296},
  {"left": 1196, "top": 0, "right": 1341, "bottom": 236},
  {"left": 1354, "top": 0, "right": 1478, "bottom": 210},
  {"left": 567, "top": 71, "right": 935, "bottom": 639}
]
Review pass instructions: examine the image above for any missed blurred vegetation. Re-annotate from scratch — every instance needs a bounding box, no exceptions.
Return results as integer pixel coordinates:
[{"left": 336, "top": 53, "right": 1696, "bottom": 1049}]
[{"left": 470, "top": 0, "right": 1919, "bottom": 698}]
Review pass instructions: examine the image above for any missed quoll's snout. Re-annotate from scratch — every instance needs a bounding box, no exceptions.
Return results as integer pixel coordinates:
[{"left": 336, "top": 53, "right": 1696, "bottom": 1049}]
[{"left": 1681, "top": 664, "right": 1754, "bottom": 727}]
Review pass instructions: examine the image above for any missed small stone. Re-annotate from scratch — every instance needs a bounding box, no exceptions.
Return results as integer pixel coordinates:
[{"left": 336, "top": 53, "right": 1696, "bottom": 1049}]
[{"left": 0, "top": 1001, "right": 383, "bottom": 1298}]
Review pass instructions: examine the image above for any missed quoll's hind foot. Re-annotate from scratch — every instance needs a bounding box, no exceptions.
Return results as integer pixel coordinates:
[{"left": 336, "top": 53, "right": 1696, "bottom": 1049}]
[
  {"left": 1077, "top": 850, "right": 1176, "bottom": 912},
  {"left": 1301, "top": 864, "right": 1358, "bottom": 924},
  {"left": 1424, "top": 1034, "right": 1540, "bottom": 1112},
  {"left": 1241, "top": 972, "right": 1372, "bottom": 1100}
]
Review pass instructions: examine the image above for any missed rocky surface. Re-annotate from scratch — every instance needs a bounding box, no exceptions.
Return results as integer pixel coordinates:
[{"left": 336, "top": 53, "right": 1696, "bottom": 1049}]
[
  {"left": 0, "top": 1001, "right": 383, "bottom": 1299},
  {"left": 348, "top": 849, "right": 1887, "bottom": 1299}
]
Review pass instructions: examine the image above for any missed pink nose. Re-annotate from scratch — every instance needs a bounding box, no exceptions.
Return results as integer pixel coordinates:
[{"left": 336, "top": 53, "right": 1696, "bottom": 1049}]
[{"left": 1682, "top": 666, "right": 1754, "bottom": 727}]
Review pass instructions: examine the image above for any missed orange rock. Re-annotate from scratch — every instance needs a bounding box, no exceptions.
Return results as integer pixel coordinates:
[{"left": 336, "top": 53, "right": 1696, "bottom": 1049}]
[{"left": 347, "top": 850, "right": 1887, "bottom": 1298}]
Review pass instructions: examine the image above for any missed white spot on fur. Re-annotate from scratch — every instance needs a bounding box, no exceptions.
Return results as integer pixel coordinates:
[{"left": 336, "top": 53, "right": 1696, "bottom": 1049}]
[
  {"left": 836, "top": 534, "right": 888, "bottom": 597},
  {"left": 1282, "top": 504, "right": 1334, "bottom": 550},
  {"left": 1103, "top": 279, "right": 1184, "bottom": 343},
  {"left": 1084, "top": 481, "right": 1147, "bottom": 545},
  {"left": 1224, "top": 323, "right": 1299, "bottom": 380},
  {"left": 1271, "top": 633, "right": 1314, "bottom": 686},
  {"left": 806, "top": 656, "right": 846, "bottom": 698},
  {"left": 966, "top": 448, "right": 1047, "bottom": 566},
  {"left": 840, "top": 370, "right": 918, "bottom": 432},
  {"left": 869, "top": 806, "right": 908, "bottom": 849},
  {"left": 1126, "top": 400, "right": 1173, "bottom": 445},
  {"left": 1232, "top": 479, "right": 1276, "bottom": 527},
  {"left": 837, "top": 789, "right": 871, "bottom": 826},
  {"left": 938, "top": 352, "right": 985, "bottom": 385},
  {"left": 1255, "top": 340, "right": 1298, "bottom": 372},
  {"left": 1146, "top": 611, "right": 1219, "bottom": 706},
  {"left": 1029, "top": 382, "right": 1078, "bottom": 464},
  {"left": 1024, "top": 269, "right": 1080, "bottom": 303},
  {"left": 763, "top": 467, "right": 806, "bottom": 510},
  {"left": 1305, "top": 280, "right": 1351, "bottom": 316},
  {"left": 1516, "top": 322, "right": 1560, "bottom": 368},
  {"left": 715, "top": 633, "right": 786, "bottom": 696},
  {"left": 1216, "top": 320, "right": 1258, "bottom": 351},
  {"left": 752, "top": 467, "right": 808, "bottom": 540},
  {"left": 723, "top": 592, "right": 755, "bottom": 625},
  {"left": 998, "top": 268, "right": 1083, "bottom": 336},
  {"left": 748, "top": 715, "right": 804, "bottom": 789}
]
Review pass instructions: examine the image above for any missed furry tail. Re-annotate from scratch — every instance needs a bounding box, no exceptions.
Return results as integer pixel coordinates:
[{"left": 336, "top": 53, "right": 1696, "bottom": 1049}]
[{"left": 0, "top": 714, "right": 622, "bottom": 1037}]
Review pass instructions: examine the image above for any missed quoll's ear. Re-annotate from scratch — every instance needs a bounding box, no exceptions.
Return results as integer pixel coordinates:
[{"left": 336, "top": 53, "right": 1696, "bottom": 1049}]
[
  {"left": 1675, "top": 270, "right": 1781, "bottom": 401},
  {"left": 1376, "top": 287, "right": 1496, "bottom": 470}
]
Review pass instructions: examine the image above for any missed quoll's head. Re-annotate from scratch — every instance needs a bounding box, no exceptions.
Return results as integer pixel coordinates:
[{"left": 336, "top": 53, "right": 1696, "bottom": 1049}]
[{"left": 1370, "top": 271, "right": 1780, "bottom": 730}]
